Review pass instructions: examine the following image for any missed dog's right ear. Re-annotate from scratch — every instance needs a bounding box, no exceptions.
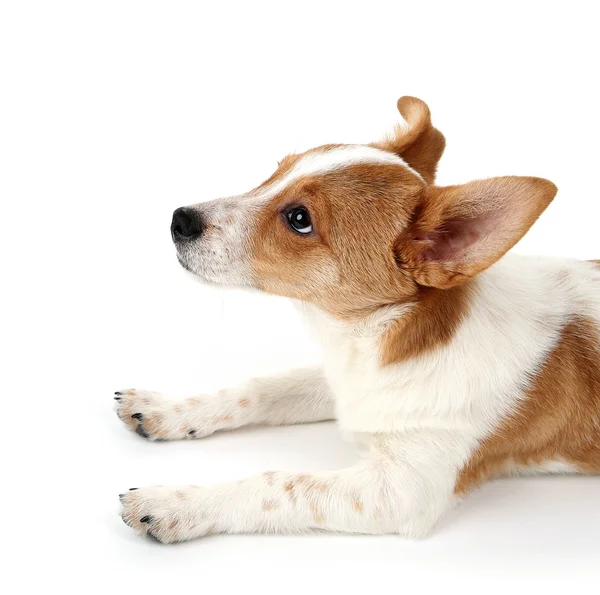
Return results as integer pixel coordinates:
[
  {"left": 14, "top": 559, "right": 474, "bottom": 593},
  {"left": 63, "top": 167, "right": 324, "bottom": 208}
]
[
  {"left": 375, "top": 96, "right": 446, "bottom": 184},
  {"left": 394, "top": 176, "right": 558, "bottom": 289}
]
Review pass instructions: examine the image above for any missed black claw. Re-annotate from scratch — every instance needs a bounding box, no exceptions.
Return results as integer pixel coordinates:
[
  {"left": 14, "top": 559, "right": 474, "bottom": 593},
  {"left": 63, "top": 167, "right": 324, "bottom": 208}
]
[
  {"left": 136, "top": 424, "right": 149, "bottom": 438},
  {"left": 131, "top": 413, "right": 143, "bottom": 420},
  {"left": 188, "top": 430, "right": 196, "bottom": 436},
  {"left": 140, "top": 515, "right": 152, "bottom": 523},
  {"left": 114, "top": 396, "right": 121, "bottom": 401},
  {"left": 115, "top": 391, "right": 122, "bottom": 396},
  {"left": 119, "top": 493, "right": 125, "bottom": 498},
  {"left": 129, "top": 488, "right": 138, "bottom": 491}
]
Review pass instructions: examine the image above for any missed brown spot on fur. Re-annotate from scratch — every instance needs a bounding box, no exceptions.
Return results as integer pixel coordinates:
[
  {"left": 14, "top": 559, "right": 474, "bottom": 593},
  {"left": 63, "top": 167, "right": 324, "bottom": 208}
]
[
  {"left": 261, "top": 498, "right": 280, "bottom": 511},
  {"left": 311, "top": 479, "right": 331, "bottom": 494},
  {"left": 352, "top": 498, "right": 364, "bottom": 514},
  {"left": 380, "top": 282, "right": 473, "bottom": 365},
  {"left": 168, "top": 520, "right": 179, "bottom": 530},
  {"left": 263, "top": 471, "right": 276, "bottom": 487},
  {"left": 175, "top": 491, "right": 186, "bottom": 499},
  {"left": 284, "top": 481, "right": 297, "bottom": 505},
  {"left": 295, "top": 474, "right": 310, "bottom": 486},
  {"left": 204, "top": 524, "right": 217, "bottom": 536},
  {"left": 174, "top": 406, "right": 182, "bottom": 413},
  {"left": 311, "top": 503, "right": 325, "bottom": 525},
  {"left": 238, "top": 398, "right": 250, "bottom": 408},
  {"left": 456, "top": 315, "right": 600, "bottom": 494},
  {"left": 212, "top": 414, "right": 234, "bottom": 425}
]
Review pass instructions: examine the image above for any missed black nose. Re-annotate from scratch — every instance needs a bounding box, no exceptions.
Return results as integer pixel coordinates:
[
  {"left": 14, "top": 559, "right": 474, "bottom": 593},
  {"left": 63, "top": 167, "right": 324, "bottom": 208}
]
[{"left": 171, "top": 207, "right": 203, "bottom": 241}]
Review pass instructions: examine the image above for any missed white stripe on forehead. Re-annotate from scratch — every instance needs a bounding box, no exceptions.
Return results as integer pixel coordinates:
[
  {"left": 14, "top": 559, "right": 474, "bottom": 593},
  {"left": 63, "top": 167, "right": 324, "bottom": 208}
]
[{"left": 254, "top": 145, "right": 424, "bottom": 201}]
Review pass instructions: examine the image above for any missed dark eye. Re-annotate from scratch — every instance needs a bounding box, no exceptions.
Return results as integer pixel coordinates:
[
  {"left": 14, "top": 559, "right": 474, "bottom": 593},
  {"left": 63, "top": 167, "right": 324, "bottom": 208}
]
[{"left": 286, "top": 206, "right": 313, "bottom": 235}]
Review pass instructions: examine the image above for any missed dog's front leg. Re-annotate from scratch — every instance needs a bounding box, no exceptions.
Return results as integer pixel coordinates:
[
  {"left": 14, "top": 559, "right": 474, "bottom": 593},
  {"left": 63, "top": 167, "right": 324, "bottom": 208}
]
[
  {"left": 115, "top": 366, "right": 335, "bottom": 440},
  {"left": 119, "top": 432, "right": 460, "bottom": 542}
]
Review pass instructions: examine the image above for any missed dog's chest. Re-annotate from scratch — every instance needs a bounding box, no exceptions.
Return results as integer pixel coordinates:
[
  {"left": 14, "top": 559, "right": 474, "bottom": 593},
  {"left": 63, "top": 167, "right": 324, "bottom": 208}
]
[{"left": 299, "top": 304, "right": 397, "bottom": 430}]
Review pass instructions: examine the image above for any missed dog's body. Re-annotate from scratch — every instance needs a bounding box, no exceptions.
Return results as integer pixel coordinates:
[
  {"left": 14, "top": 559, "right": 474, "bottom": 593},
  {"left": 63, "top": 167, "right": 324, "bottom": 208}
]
[{"left": 117, "top": 98, "right": 600, "bottom": 543}]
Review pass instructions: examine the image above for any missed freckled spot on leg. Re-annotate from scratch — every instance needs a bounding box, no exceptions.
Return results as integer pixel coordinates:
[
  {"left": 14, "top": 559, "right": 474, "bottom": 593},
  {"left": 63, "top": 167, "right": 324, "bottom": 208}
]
[
  {"left": 169, "top": 520, "right": 179, "bottom": 530},
  {"left": 295, "top": 474, "right": 310, "bottom": 487},
  {"left": 261, "top": 498, "right": 280, "bottom": 511},
  {"left": 212, "top": 414, "right": 234, "bottom": 425},
  {"left": 284, "top": 481, "right": 297, "bottom": 505},
  {"left": 310, "top": 503, "right": 325, "bottom": 525},
  {"left": 238, "top": 398, "right": 250, "bottom": 408},
  {"left": 263, "top": 471, "right": 275, "bottom": 487},
  {"left": 352, "top": 498, "right": 364, "bottom": 514},
  {"left": 313, "top": 480, "right": 330, "bottom": 494},
  {"left": 174, "top": 406, "right": 182, "bottom": 413}
]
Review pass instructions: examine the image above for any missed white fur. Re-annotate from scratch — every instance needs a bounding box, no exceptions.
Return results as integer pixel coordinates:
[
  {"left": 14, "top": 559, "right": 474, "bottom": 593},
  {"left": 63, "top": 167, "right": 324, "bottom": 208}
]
[
  {"left": 253, "top": 145, "right": 425, "bottom": 200},
  {"left": 119, "top": 254, "right": 598, "bottom": 542}
]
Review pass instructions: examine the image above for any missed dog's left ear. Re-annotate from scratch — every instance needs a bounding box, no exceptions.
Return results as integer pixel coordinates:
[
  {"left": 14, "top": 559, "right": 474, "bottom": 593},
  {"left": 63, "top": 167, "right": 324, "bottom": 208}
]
[
  {"left": 395, "top": 176, "right": 558, "bottom": 289},
  {"left": 376, "top": 96, "right": 446, "bottom": 184}
]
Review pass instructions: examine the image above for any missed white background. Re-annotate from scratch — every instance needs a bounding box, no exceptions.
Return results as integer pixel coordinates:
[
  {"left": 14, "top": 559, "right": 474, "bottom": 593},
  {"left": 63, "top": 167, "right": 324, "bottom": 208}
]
[{"left": 2, "top": 1, "right": 599, "bottom": 593}]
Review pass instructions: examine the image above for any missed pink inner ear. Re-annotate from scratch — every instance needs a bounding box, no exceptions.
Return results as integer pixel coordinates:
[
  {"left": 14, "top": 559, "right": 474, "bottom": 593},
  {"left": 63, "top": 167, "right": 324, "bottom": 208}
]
[{"left": 420, "top": 214, "right": 491, "bottom": 262}]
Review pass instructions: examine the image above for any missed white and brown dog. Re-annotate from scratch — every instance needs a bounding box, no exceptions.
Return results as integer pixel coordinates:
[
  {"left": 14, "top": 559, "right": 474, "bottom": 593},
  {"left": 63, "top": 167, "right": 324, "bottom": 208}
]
[{"left": 116, "top": 97, "right": 600, "bottom": 543}]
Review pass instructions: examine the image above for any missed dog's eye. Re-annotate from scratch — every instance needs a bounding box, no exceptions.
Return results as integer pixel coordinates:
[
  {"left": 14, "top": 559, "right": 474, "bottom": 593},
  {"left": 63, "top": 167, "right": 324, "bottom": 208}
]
[{"left": 286, "top": 206, "right": 313, "bottom": 235}]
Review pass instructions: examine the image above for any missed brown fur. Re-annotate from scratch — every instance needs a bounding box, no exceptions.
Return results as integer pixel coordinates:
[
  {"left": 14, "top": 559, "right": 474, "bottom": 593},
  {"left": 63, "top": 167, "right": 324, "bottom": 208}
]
[
  {"left": 375, "top": 96, "right": 446, "bottom": 184},
  {"left": 456, "top": 315, "right": 600, "bottom": 494},
  {"left": 381, "top": 282, "right": 473, "bottom": 365}
]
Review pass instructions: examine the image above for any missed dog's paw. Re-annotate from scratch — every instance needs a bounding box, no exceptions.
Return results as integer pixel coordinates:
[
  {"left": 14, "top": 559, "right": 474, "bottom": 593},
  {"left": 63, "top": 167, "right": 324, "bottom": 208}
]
[
  {"left": 119, "top": 486, "right": 217, "bottom": 543},
  {"left": 114, "top": 389, "right": 214, "bottom": 441}
]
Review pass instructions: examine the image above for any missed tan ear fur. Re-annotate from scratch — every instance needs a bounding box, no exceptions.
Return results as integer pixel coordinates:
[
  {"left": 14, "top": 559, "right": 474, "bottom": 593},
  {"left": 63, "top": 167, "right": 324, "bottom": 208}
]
[
  {"left": 376, "top": 96, "right": 446, "bottom": 184},
  {"left": 395, "top": 176, "right": 558, "bottom": 288}
]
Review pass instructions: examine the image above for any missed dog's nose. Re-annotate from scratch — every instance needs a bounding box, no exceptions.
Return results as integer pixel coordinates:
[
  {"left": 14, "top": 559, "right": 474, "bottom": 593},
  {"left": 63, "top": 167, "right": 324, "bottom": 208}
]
[{"left": 171, "top": 207, "right": 203, "bottom": 241}]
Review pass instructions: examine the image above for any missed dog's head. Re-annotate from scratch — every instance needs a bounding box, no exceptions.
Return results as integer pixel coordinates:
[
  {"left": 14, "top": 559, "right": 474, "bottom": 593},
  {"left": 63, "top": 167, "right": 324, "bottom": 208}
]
[{"left": 172, "top": 97, "right": 556, "bottom": 319}]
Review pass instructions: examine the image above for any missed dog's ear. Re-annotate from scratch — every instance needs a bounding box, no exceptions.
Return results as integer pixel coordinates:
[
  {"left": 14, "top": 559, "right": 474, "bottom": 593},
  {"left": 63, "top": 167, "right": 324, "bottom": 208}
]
[
  {"left": 376, "top": 96, "right": 446, "bottom": 184},
  {"left": 395, "top": 176, "right": 557, "bottom": 289}
]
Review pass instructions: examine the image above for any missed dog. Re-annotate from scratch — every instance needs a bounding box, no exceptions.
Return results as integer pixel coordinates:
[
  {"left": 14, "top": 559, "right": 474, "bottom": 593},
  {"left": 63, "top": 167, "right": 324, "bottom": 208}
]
[{"left": 116, "top": 96, "right": 600, "bottom": 543}]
